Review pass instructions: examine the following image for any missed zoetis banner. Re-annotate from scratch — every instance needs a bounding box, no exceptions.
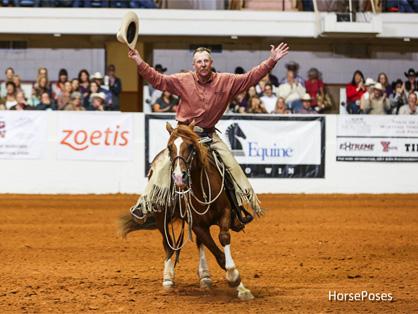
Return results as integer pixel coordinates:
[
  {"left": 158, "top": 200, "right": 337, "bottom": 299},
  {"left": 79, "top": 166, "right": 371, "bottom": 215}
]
[
  {"left": 337, "top": 116, "right": 418, "bottom": 162},
  {"left": 145, "top": 114, "right": 325, "bottom": 178},
  {"left": 57, "top": 112, "right": 133, "bottom": 161},
  {"left": 0, "top": 111, "right": 47, "bottom": 159}
]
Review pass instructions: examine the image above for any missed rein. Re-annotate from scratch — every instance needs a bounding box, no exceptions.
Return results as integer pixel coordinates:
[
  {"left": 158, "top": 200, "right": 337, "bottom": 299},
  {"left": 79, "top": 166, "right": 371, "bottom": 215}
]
[{"left": 164, "top": 137, "right": 226, "bottom": 251}]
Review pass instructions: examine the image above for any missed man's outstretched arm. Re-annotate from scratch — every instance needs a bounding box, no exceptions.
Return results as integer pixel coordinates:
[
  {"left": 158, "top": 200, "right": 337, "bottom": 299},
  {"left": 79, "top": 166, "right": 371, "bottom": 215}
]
[
  {"left": 230, "top": 42, "right": 289, "bottom": 95},
  {"left": 128, "top": 49, "right": 181, "bottom": 96}
]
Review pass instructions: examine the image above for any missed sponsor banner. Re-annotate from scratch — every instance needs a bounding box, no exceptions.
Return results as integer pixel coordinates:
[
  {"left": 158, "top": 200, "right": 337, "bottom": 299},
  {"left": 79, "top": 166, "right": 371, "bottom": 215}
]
[
  {"left": 0, "top": 111, "right": 47, "bottom": 159},
  {"left": 337, "top": 116, "right": 418, "bottom": 162},
  {"left": 145, "top": 114, "right": 325, "bottom": 178},
  {"left": 57, "top": 112, "right": 133, "bottom": 161}
]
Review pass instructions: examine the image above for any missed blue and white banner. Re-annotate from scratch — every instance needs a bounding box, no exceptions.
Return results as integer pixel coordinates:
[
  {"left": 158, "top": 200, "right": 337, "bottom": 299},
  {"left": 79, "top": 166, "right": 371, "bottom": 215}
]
[
  {"left": 145, "top": 114, "right": 325, "bottom": 178},
  {"left": 0, "top": 111, "right": 47, "bottom": 159},
  {"left": 337, "top": 116, "right": 418, "bottom": 162}
]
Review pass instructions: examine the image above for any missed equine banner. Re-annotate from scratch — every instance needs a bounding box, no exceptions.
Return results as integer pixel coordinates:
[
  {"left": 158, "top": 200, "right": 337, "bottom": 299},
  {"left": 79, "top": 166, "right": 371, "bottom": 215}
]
[
  {"left": 0, "top": 111, "right": 47, "bottom": 159},
  {"left": 337, "top": 116, "right": 418, "bottom": 162},
  {"left": 145, "top": 114, "right": 325, "bottom": 178},
  {"left": 57, "top": 112, "right": 134, "bottom": 161}
]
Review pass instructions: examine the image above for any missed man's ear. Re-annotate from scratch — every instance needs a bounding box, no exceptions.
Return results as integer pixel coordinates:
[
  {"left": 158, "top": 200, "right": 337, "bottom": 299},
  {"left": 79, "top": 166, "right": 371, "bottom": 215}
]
[{"left": 166, "top": 122, "right": 174, "bottom": 134}]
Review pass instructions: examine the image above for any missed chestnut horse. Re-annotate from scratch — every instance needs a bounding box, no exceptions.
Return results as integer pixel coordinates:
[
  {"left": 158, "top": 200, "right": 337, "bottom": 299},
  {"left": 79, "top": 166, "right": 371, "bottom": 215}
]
[{"left": 120, "top": 122, "right": 254, "bottom": 300}]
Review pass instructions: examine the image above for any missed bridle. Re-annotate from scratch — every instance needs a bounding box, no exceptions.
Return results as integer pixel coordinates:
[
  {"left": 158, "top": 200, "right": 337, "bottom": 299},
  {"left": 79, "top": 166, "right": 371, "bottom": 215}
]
[{"left": 170, "top": 143, "right": 196, "bottom": 194}]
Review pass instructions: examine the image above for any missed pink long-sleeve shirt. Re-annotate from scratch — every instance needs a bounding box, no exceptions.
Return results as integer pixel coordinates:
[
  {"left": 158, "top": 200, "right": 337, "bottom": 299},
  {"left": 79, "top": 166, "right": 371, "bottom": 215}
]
[{"left": 138, "top": 57, "right": 277, "bottom": 128}]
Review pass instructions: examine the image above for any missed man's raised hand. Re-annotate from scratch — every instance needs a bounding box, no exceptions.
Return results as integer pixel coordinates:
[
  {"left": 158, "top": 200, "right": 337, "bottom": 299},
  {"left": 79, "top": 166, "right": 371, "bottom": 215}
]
[
  {"left": 270, "top": 42, "right": 289, "bottom": 62},
  {"left": 128, "top": 48, "right": 142, "bottom": 65}
]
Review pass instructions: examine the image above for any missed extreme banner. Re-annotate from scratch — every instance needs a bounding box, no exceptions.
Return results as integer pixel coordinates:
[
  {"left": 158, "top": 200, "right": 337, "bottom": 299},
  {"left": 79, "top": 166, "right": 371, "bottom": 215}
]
[
  {"left": 145, "top": 114, "right": 325, "bottom": 178},
  {"left": 337, "top": 115, "right": 418, "bottom": 162}
]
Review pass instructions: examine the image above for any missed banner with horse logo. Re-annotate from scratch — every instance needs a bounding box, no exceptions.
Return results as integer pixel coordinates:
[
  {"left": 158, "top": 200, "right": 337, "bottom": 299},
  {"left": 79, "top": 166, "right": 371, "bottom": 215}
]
[
  {"left": 337, "top": 116, "right": 418, "bottom": 162},
  {"left": 0, "top": 111, "right": 47, "bottom": 159},
  {"left": 57, "top": 112, "right": 134, "bottom": 161},
  {"left": 145, "top": 114, "right": 325, "bottom": 178}
]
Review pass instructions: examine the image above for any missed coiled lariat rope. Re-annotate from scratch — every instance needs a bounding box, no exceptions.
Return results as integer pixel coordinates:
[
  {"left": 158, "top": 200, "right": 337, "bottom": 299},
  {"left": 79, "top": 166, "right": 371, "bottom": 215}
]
[{"left": 164, "top": 141, "right": 226, "bottom": 251}]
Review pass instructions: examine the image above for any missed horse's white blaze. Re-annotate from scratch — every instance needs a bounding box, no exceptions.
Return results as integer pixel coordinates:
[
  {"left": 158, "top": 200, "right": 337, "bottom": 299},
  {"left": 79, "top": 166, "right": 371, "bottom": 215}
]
[
  {"left": 224, "top": 244, "right": 236, "bottom": 270},
  {"left": 198, "top": 244, "right": 210, "bottom": 277},
  {"left": 173, "top": 137, "right": 183, "bottom": 178}
]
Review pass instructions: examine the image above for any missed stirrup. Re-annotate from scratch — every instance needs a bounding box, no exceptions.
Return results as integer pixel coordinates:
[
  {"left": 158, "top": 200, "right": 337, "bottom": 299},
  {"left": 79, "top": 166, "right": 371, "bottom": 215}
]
[{"left": 130, "top": 205, "right": 147, "bottom": 223}]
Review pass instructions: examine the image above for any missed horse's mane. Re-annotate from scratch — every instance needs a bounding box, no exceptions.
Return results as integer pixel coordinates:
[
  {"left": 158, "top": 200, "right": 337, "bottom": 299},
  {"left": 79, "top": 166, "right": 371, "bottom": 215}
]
[{"left": 170, "top": 125, "right": 209, "bottom": 168}]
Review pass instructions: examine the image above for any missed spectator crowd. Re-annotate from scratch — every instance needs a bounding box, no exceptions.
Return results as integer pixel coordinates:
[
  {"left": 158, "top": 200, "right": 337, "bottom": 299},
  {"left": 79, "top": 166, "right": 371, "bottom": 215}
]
[{"left": 0, "top": 65, "right": 121, "bottom": 111}]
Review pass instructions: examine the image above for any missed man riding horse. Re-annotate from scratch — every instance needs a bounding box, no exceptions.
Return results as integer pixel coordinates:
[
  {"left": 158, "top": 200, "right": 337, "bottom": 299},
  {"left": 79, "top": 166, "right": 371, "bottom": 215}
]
[{"left": 128, "top": 43, "right": 289, "bottom": 229}]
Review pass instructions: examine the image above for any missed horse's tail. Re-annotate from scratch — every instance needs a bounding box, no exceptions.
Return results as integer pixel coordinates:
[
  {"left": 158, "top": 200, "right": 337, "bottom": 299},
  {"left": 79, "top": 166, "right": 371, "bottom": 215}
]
[{"left": 118, "top": 214, "right": 157, "bottom": 238}]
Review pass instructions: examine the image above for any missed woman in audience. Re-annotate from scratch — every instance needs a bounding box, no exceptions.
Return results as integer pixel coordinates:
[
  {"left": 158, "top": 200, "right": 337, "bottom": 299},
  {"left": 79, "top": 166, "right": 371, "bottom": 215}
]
[
  {"left": 152, "top": 90, "right": 178, "bottom": 112},
  {"left": 52, "top": 68, "right": 68, "bottom": 99},
  {"left": 84, "top": 81, "right": 100, "bottom": 108},
  {"left": 13, "top": 75, "right": 24, "bottom": 95},
  {"left": 247, "top": 96, "right": 267, "bottom": 114},
  {"left": 71, "top": 78, "right": 80, "bottom": 93},
  {"left": 36, "top": 92, "right": 57, "bottom": 110},
  {"left": 0, "top": 67, "right": 15, "bottom": 98},
  {"left": 377, "top": 72, "right": 392, "bottom": 96},
  {"left": 57, "top": 81, "right": 73, "bottom": 110},
  {"left": 31, "top": 75, "right": 52, "bottom": 107},
  {"left": 78, "top": 69, "right": 90, "bottom": 101},
  {"left": 1, "top": 81, "right": 17, "bottom": 109},
  {"left": 64, "top": 92, "right": 85, "bottom": 111},
  {"left": 37, "top": 66, "right": 49, "bottom": 82},
  {"left": 10, "top": 91, "right": 32, "bottom": 111},
  {"left": 305, "top": 68, "right": 324, "bottom": 109},
  {"left": 346, "top": 70, "right": 366, "bottom": 114},
  {"left": 272, "top": 97, "right": 290, "bottom": 114},
  {"left": 389, "top": 79, "right": 407, "bottom": 114}
]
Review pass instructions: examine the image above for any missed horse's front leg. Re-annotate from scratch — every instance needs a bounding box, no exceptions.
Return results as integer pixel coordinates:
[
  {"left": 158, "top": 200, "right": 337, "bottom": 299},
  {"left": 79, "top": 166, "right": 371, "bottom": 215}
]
[
  {"left": 219, "top": 208, "right": 254, "bottom": 300},
  {"left": 196, "top": 238, "right": 212, "bottom": 288},
  {"left": 156, "top": 214, "right": 175, "bottom": 289}
]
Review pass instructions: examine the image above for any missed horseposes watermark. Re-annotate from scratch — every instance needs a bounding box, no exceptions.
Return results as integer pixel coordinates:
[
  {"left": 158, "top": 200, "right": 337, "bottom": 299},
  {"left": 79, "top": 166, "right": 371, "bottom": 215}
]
[{"left": 328, "top": 290, "right": 394, "bottom": 302}]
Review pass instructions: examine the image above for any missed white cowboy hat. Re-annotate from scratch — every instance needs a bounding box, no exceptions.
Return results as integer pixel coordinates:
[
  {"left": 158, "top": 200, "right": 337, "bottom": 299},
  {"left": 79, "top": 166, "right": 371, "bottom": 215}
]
[
  {"left": 116, "top": 11, "right": 139, "bottom": 50},
  {"left": 91, "top": 72, "right": 103, "bottom": 80},
  {"left": 364, "top": 78, "right": 376, "bottom": 87},
  {"left": 373, "top": 82, "right": 385, "bottom": 91},
  {"left": 90, "top": 92, "right": 106, "bottom": 101},
  {"left": 301, "top": 93, "right": 312, "bottom": 101}
]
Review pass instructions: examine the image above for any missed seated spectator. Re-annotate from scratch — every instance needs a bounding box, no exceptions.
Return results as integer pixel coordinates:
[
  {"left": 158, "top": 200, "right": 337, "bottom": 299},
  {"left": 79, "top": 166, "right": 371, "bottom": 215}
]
[
  {"left": 359, "top": 78, "right": 376, "bottom": 112},
  {"left": 37, "top": 66, "right": 49, "bottom": 81},
  {"left": 86, "top": 92, "right": 106, "bottom": 111},
  {"left": 280, "top": 61, "right": 305, "bottom": 86},
  {"left": 305, "top": 67, "right": 324, "bottom": 109},
  {"left": 389, "top": 79, "right": 408, "bottom": 114},
  {"left": 13, "top": 74, "right": 23, "bottom": 95},
  {"left": 31, "top": 75, "right": 51, "bottom": 107},
  {"left": 377, "top": 72, "right": 392, "bottom": 96},
  {"left": 260, "top": 83, "right": 277, "bottom": 113},
  {"left": 404, "top": 68, "right": 417, "bottom": 96},
  {"left": 277, "top": 69, "right": 306, "bottom": 112},
  {"left": 272, "top": 97, "right": 291, "bottom": 114},
  {"left": 106, "top": 64, "right": 122, "bottom": 111},
  {"left": 255, "top": 73, "right": 271, "bottom": 96},
  {"left": 247, "top": 96, "right": 267, "bottom": 114},
  {"left": 71, "top": 78, "right": 80, "bottom": 93},
  {"left": 0, "top": 103, "right": 5, "bottom": 111},
  {"left": 52, "top": 68, "right": 68, "bottom": 99},
  {"left": 78, "top": 69, "right": 90, "bottom": 102},
  {"left": 149, "top": 64, "right": 167, "bottom": 104},
  {"left": 295, "top": 94, "right": 317, "bottom": 114},
  {"left": 10, "top": 91, "right": 33, "bottom": 111},
  {"left": 1, "top": 81, "right": 17, "bottom": 109},
  {"left": 0, "top": 67, "right": 15, "bottom": 98},
  {"left": 230, "top": 90, "right": 247, "bottom": 113},
  {"left": 346, "top": 70, "right": 366, "bottom": 114},
  {"left": 64, "top": 92, "right": 85, "bottom": 111},
  {"left": 36, "top": 92, "right": 57, "bottom": 110},
  {"left": 399, "top": 92, "right": 418, "bottom": 115},
  {"left": 152, "top": 90, "right": 178, "bottom": 112},
  {"left": 363, "top": 83, "right": 391, "bottom": 114},
  {"left": 57, "top": 81, "right": 73, "bottom": 110},
  {"left": 84, "top": 81, "right": 100, "bottom": 107},
  {"left": 91, "top": 72, "right": 112, "bottom": 109},
  {"left": 384, "top": 0, "right": 418, "bottom": 12}
]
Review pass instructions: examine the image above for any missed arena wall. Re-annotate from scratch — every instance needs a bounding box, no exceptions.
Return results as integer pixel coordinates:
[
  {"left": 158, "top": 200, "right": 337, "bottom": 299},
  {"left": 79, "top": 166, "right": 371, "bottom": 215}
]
[{"left": 1, "top": 112, "right": 417, "bottom": 195}]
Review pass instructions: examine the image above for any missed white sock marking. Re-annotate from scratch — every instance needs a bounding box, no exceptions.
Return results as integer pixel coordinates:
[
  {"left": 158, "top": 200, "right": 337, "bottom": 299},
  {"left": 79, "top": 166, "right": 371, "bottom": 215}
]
[
  {"left": 198, "top": 245, "right": 209, "bottom": 277},
  {"left": 224, "top": 244, "right": 236, "bottom": 270}
]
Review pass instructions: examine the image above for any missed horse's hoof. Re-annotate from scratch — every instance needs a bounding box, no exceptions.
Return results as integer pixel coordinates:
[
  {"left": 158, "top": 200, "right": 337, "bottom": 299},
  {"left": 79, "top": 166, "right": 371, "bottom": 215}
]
[
  {"left": 200, "top": 277, "right": 212, "bottom": 289},
  {"left": 162, "top": 279, "right": 174, "bottom": 289},
  {"left": 238, "top": 288, "right": 254, "bottom": 301}
]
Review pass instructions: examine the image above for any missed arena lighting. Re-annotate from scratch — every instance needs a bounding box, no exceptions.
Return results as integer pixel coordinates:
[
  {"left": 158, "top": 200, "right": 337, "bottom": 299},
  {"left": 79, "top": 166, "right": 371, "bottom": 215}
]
[
  {"left": 230, "top": 35, "right": 238, "bottom": 40},
  {"left": 403, "top": 38, "right": 411, "bottom": 42},
  {"left": 53, "top": 33, "right": 61, "bottom": 37}
]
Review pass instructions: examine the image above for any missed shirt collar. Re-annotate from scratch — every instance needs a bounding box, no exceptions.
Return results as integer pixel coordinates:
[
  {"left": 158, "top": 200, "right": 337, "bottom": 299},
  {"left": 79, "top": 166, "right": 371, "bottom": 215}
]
[{"left": 193, "top": 71, "right": 215, "bottom": 85}]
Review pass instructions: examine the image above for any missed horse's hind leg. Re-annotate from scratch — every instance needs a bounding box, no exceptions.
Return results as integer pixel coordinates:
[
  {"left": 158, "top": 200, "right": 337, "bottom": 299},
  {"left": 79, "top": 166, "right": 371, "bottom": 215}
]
[
  {"left": 219, "top": 208, "right": 254, "bottom": 300},
  {"left": 196, "top": 237, "right": 212, "bottom": 289}
]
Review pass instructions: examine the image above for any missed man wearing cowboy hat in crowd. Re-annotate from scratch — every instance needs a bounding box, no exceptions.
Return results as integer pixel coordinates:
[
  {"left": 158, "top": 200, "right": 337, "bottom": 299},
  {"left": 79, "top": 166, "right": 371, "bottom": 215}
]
[
  {"left": 296, "top": 93, "right": 317, "bottom": 114},
  {"left": 404, "top": 68, "right": 418, "bottom": 96},
  {"left": 87, "top": 92, "right": 106, "bottom": 111},
  {"left": 117, "top": 12, "right": 289, "bottom": 226},
  {"left": 91, "top": 72, "right": 113, "bottom": 110},
  {"left": 363, "top": 82, "right": 391, "bottom": 114}
]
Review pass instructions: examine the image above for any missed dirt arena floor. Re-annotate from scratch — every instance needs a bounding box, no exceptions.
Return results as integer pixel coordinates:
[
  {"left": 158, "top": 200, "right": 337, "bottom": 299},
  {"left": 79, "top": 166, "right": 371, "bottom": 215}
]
[{"left": 0, "top": 194, "right": 417, "bottom": 313}]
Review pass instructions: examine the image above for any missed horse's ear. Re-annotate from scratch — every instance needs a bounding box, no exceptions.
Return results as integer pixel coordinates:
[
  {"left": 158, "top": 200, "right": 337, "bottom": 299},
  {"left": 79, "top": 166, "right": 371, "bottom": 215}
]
[
  {"left": 166, "top": 122, "right": 174, "bottom": 134},
  {"left": 189, "top": 120, "right": 196, "bottom": 130}
]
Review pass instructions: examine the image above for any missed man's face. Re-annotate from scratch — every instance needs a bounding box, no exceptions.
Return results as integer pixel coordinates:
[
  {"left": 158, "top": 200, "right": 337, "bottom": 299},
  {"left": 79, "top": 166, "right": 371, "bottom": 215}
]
[
  {"left": 192, "top": 51, "right": 213, "bottom": 80},
  {"left": 303, "top": 100, "right": 311, "bottom": 109},
  {"left": 408, "top": 94, "right": 417, "bottom": 110},
  {"left": 264, "top": 85, "right": 273, "bottom": 97},
  {"left": 408, "top": 75, "right": 416, "bottom": 82},
  {"left": 373, "top": 89, "right": 382, "bottom": 98}
]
